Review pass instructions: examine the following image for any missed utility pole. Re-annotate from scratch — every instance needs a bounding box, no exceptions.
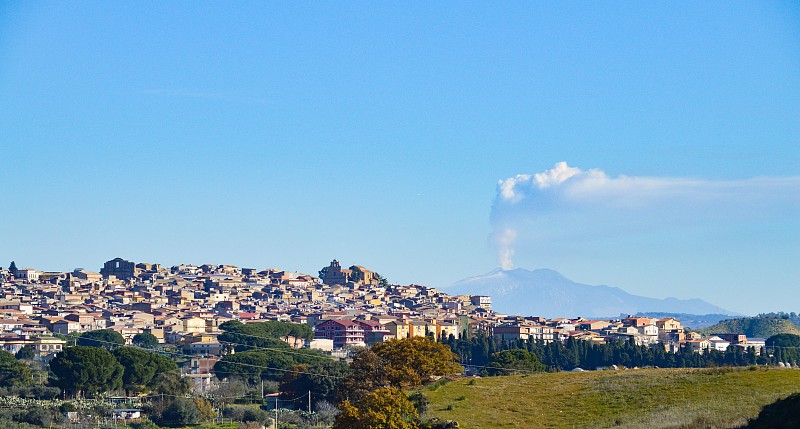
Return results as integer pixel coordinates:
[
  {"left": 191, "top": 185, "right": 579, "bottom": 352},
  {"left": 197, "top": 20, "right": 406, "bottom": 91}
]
[{"left": 308, "top": 390, "right": 311, "bottom": 413}]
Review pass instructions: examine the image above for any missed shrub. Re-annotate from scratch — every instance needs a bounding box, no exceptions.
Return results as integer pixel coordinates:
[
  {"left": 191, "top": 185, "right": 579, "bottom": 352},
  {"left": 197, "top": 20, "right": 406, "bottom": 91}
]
[{"left": 161, "top": 398, "right": 199, "bottom": 427}]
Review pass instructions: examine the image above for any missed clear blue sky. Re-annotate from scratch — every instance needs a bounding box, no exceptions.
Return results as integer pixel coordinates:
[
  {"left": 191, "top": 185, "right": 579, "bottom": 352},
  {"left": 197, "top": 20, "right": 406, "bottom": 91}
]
[{"left": 1, "top": 2, "right": 798, "bottom": 315}]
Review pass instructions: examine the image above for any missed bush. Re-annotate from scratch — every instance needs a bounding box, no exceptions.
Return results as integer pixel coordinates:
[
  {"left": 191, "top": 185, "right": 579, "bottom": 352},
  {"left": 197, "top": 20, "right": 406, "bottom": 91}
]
[
  {"left": 241, "top": 408, "right": 271, "bottom": 426},
  {"left": 160, "top": 398, "right": 200, "bottom": 427},
  {"left": 20, "top": 407, "right": 53, "bottom": 427},
  {"left": 59, "top": 402, "right": 77, "bottom": 413},
  {"left": 222, "top": 405, "right": 246, "bottom": 421},
  {"left": 130, "top": 419, "right": 161, "bottom": 429}
]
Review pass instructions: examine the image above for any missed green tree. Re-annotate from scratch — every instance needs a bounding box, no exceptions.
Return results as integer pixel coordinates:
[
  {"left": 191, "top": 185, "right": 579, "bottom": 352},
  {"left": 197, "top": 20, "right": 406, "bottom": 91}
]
[
  {"left": 219, "top": 320, "right": 314, "bottom": 345},
  {"left": 333, "top": 387, "right": 419, "bottom": 429},
  {"left": 766, "top": 333, "right": 800, "bottom": 348},
  {"left": 350, "top": 266, "right": 365, "bottom": 283},
  {"left": 14, "top": 345, "right": 36, "bottom": 360},
  {"left": 0, "top": 350, "right": 32, "bottom": 388},
  {"left": 374, "top": 272, "right": 389, "bottom": 287},
  {"left": 214, "top": 346, "right": 325, "bottom": 383},
  {"left": 133, "top": 333, "right": 159, "bottom": 349},
  {"left": 161, "top": 397, "right": 199, "bottom": 427},
  {"left": 150, "top": 371, "right": 191, "bottom": 396},
  {"left": 50, "top": 346, "right": 123, "bottom": 397},
  {"left": 280, "top": 359, "right": 350, "bottom": 402},
  {"left": 112, "top": 347, "right": 179, "bottom": 393},
  {"left": 77, "top": 330, "right": 125, "bottom": 349},
  {"left": 488, "top": 349, "right": 546, "bottom": 375},
  {"left": 8, "top": 261, "right": 18, "bottom": 276}
]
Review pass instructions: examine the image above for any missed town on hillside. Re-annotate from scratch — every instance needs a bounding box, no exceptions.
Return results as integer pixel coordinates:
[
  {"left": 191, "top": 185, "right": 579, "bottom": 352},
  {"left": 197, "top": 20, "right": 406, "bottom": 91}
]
[{"left": 1, "top": 258, "right": 769, "bottom": 381}]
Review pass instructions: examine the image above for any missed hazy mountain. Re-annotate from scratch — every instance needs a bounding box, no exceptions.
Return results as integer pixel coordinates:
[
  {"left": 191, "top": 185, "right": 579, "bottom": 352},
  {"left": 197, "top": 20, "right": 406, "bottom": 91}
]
[{"left": 448, "top": 268, "right": 736, "bottom": 319}]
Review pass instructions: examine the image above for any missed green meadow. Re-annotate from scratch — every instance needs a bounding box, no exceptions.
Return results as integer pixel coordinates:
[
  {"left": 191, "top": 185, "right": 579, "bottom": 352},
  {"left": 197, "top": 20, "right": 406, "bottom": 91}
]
[{"left": 424, "top": 367, "right": 800, "bottom": 429}]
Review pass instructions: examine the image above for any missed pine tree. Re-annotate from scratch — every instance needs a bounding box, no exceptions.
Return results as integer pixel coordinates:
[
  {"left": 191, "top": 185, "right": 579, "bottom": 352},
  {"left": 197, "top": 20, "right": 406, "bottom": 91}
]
[{"left": 8, "top": 261, "right": 17, "bottom": 276}]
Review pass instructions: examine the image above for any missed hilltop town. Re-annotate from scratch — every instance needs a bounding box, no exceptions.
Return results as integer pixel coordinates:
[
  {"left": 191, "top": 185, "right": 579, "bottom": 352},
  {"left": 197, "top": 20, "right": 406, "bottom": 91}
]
[{"left": 1, "top": 258, "right": 765, "bottom": 372}]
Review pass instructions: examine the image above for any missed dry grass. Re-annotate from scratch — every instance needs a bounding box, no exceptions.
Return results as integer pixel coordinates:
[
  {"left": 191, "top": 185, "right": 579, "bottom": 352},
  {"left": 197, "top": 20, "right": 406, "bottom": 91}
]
[{"left": 424, "top": 367, "right": 800, "bottom": 429}]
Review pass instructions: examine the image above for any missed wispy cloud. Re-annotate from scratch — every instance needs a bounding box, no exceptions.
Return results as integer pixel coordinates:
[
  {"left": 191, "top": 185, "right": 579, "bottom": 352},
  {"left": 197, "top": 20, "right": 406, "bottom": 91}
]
[{"left": 491, "top": 162, "right": 800, "bottom": 269}]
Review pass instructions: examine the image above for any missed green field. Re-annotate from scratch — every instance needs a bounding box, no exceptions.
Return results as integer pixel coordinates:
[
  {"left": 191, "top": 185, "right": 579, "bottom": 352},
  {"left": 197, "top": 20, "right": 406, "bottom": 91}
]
[{"left": 424, "top": 367, "right": 800, "bottom": 429}]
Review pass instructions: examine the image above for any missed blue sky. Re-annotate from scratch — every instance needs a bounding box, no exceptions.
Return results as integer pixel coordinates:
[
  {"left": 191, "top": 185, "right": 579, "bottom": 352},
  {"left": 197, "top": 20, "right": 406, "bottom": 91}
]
[{"left": 1, "top": 2, "right": 798, "bottom": 314}]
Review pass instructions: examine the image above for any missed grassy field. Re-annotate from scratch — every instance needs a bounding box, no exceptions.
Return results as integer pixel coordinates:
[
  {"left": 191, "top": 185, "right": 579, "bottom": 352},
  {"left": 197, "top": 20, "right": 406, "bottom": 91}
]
[{"left": 424, "top": 367, "right": 800, "bottom": 429}]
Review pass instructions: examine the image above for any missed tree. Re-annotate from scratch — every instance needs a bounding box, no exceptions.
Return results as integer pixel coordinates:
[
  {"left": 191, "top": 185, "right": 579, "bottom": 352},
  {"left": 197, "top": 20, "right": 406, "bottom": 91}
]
[
  {"left": 766, "top": 333, "right": 800, "bottom": 349},
  {"left": 336, "top": 349, "right": 389, "bottom": 403},
  {"left": 333, "top": 387, "right": 419, "bottom": 429},
  {"left": 0, "top": 350, "right": 32, "bottom": 388},
  {"left": 112, "top": 347, "right": 178, "bottom": 393},
  {"left": 77, "top": 330, "right": 125, "bottom": 349},
  {"left": 161, "top": 397, "right": 200, "bottom": 427},
  {"left": 350, "top": 267, "right": 365, "bottom": 283},
  {"left": 219, "top": 320, "right": 314, "bottom": 345},
  {"left": 214, "top": 346, "right": 325, "bottom": 384},
  {"left": 488, "top": 349, "right": 545, "bottom": 375},
  {"left": 374, "top": 273, "right": 389, "bottom": 288},
  {"left": 14, "top": 345, "right": 36, "bottom": 360},
  {"left": 8, "top": 261, "right": 18, "bottom": 276},
  {"left": 371, "top": 337, "right": 462, "bottom": 388},
  {"left": 150, "top": 371, "right": 191, "bottom": 396},
  {"left": 280, "top": 359, "right": 350, "bottom": 402},
  {"left": 133, "top": 333, "right": 159, "bottom": 349},
  {"left": 50, "top": 346, "right": 123, "bottom": 397},
  {"left": 193, "top": 397, "right": 216, "bottom": 422}
]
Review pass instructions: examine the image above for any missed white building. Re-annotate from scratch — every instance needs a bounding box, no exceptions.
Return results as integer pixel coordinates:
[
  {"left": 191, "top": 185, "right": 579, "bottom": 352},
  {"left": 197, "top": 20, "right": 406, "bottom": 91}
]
[{"left": 15, "top": 269, "right": 39, "bottom": 282}]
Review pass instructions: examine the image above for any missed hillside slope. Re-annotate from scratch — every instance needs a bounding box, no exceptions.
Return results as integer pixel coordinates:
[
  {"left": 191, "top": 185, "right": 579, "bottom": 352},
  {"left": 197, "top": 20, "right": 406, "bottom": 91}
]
[
  {"left": 425, "top": 368, "right": 800, "bottom": 429},
  {"left": 697, "top": 317, "right": 800, "bottom": 338}
]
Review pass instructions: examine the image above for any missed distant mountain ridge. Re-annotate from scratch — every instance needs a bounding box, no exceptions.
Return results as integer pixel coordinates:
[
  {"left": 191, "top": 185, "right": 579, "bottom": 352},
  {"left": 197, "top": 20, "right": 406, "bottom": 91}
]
[{"left": 448, "top": 268, "right": 736, "bottom": 319}]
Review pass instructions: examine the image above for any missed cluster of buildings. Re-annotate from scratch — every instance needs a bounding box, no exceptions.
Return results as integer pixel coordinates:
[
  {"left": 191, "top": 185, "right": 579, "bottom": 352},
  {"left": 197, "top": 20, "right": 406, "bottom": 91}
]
[{"left": 0, "top": 259, "right": 763, "bottom": 369}]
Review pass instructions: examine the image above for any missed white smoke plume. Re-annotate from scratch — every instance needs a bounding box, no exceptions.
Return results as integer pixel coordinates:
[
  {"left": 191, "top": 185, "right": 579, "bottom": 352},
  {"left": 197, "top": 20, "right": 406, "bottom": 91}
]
[
  {"left": 491, "top": 162, "right": 800, "bottom": 269},
  {"left": 494, "top": 228, "right": 517, "bottom": 270}
]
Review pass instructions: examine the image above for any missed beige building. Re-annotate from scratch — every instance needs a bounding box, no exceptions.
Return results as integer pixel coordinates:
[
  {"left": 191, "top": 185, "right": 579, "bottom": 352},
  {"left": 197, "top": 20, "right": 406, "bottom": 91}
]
[{"left": 182, "top": 316, "right": 207, "bottom": 333}]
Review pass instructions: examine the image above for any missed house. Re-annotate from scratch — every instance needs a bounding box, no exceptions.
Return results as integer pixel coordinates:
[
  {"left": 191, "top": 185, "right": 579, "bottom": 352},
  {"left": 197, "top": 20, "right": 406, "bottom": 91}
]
[
  {"left": 15, "top": 269, "right": 39, "bottom": 282},
  {"left": 579, "top": 320, "right": 613, "bottom": 332},
  {"left": 707, "top": 336, "right": 730, "bottom": 351},
  {"left": 469, "top": 296, "right": 492, "bottom": 310},
  {"left": 0, "top": 335, "right": 66, "bottom": 356},
  {"left": 181, "top": 316, "right": 207, "bottom": 333},
  {"left": 187, "top": 340, "right": 223, "bottom": 356},
  {"left": 0, "top": 319, "right": 24, "bottom": 332},
  {"left": 355, "top": 320, "right": 392, "bottom": 345},
  {"left": 385, "top": 320, "right": 410, "bottom": 340},
  {"left": 682, "top": 339, "right": 711, "bottom": 354},
  {"left": 656, "top": 318, "right": 683, "bottom": 332},
  {"left": 716, "top": 333, "right": 747, "bottom": 345},
  {"left": 111, "top": 409, "right": 142, "bottom": 421},
  {"left": 622, "top": 317, "right": 654, "bottom": 328},
  {"left": 51, "top": 319, "right": 82, "bottom": 335},
  {"left": 313, "top": 319, "right": 365, "bottom": 349},
  {"left": 492, "top": 323, "right": 552, "bottom": 343}
]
